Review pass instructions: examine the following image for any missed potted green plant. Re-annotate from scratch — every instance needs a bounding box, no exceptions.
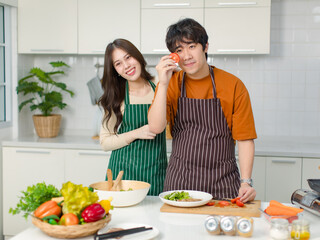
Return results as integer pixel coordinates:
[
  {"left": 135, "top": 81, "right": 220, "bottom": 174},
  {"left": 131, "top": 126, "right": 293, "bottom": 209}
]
[{"left": 16, "top": 61, "right": 74, "bottom": 138}]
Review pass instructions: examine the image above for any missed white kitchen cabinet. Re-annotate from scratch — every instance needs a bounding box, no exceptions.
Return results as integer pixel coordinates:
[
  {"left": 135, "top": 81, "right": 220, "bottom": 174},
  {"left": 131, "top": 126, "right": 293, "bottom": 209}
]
[
  {"left": 141, "top": 1, "right": 203, "bottom": 54},
  {"left": 302, "top": 158, "right": 320, "bottom": 190},
  {"left": 65, "top": 150, "right": 111, "bottom": 186},
  {"left": 78, "top": 0, "right": 140, "bottom": 54},
  {"left": 18, "top": 0, "right": 77, "bottom": 54},
  {"left": 204, "top": 0, "right": 271, "bottom": 54},
  {"left": 2, "top": 147, "right": 65, "bottom": 236},
  {"left": 265, "top": 157, "right": 302, "bottom": 203}
]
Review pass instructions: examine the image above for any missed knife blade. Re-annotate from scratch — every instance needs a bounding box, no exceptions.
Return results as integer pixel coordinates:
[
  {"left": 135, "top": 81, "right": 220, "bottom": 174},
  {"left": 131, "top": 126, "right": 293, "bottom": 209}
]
[
  {"left": 94, "top": 226, "right": 153, "bottom": 240},
  {"left": 214, "top": 198, "right": 254, "bottom": 204}
]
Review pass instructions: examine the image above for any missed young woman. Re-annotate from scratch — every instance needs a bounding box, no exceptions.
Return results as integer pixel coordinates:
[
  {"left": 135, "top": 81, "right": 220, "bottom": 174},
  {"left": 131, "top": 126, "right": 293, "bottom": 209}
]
[{"left": 99, "top": 39, "right": 167, "bottom": 196}]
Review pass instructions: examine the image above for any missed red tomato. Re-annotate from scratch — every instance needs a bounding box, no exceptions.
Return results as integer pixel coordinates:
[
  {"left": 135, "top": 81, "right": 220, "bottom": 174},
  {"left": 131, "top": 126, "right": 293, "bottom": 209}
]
[
  {"left": 206, "top": 201, "right": 215, "bottom": 206},
  {"left": 231, "top": 197, "right": 240, "bottom": 204},
  {"left": 236, "top": 199, "right": 244, "bottom": 207},
  {"left": 59, "top": 213, "right": 79, "bottom": 226},
  {"left": 170, "top": 53, "right": 180, "bottom": 63},
  {"left": 219, "top": 201, "right": 230, "bottom": 207}
]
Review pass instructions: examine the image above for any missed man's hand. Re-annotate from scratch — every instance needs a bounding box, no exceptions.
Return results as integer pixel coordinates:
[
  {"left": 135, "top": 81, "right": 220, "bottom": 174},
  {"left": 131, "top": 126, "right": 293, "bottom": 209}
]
[
  {"left": 156, "top": 55, "right": 178, "bottom": 87},
  {"left": 238, "top": 183, "right": 256, "bottom": 203}
]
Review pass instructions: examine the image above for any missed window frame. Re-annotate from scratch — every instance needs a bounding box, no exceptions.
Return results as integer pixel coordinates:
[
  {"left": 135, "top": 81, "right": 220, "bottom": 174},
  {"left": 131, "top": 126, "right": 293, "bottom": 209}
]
[{"left": 0, "top": 4, "right": 12, "bottom": 128}]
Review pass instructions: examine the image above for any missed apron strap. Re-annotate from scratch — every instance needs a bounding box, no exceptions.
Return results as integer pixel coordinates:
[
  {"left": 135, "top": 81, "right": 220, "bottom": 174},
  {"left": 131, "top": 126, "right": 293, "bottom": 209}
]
[
  {"left": 124, "top": 81, "right": 130, "bottom": 104},
  {"left": 181, "top": 65, "right": 217, "bottom": 99},
  {"left": 124, "top": 80, "right": 156, "bottom": 105}
]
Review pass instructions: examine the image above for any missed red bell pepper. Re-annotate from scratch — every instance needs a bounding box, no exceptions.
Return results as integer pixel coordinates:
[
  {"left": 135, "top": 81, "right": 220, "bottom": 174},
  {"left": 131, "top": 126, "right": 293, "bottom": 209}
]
[{"left": 81, "top": 203, "right": 106, "bottom": 223}]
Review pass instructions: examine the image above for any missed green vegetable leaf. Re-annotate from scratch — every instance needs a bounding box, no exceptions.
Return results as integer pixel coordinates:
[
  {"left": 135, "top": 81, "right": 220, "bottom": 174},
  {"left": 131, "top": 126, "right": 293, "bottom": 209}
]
[
  {"left": 9, "top": 182, "right": 61, "bottom": 220},
  {"left": 164, "top": 191, "right": 190, "bottom": 201}
]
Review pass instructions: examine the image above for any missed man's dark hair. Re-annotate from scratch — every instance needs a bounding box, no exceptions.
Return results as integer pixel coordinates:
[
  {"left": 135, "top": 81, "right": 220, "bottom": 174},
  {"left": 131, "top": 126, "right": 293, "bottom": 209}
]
[{"left": 166, "top": 18, "right": 209, "bottom": 59}]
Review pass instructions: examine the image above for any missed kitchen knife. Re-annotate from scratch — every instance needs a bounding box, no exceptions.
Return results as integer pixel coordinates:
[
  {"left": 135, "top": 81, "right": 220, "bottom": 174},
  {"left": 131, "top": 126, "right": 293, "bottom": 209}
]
[
  {"left": 94, "top": 226, "right": 153, "bottom": 240},
  {"left": 214, "top": 198, "right": 254, "bottom": 204}
]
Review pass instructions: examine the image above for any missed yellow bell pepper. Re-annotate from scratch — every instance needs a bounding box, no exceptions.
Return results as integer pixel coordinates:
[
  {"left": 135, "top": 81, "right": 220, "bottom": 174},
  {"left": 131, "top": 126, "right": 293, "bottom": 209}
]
[{"left": 99, "top": 197, "right": 113, "bottom": 214}]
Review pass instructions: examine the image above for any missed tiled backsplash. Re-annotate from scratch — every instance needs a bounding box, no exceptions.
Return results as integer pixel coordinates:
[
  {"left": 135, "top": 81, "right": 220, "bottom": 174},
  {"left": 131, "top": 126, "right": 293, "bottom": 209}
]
[{"left": 17, "top": 0, "right": 320, "bottom": 137}]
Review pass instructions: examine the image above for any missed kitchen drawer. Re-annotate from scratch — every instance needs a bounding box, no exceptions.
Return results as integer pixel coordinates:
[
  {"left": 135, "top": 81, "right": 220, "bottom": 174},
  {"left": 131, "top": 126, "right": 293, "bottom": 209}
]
[
  {"left": 265, "top": 157, "right": 302, "bottom": 203},
  {"left": 205, "top": 0, "right": 270, "bottom": 8},
  {"left": 65, "top": 150, "right": 111, "bottom": 186},
  {"left": 302, "top": 158, "right": 320, "bottom": 190},
  {"left": 142, "top": 0, "right": 203, "bottom": 8}
]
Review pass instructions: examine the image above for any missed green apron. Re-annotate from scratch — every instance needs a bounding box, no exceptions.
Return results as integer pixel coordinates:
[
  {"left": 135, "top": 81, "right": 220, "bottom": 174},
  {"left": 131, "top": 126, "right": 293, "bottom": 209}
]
[{"left": 107, "top": 80, "right": 167, "bottom": 196}]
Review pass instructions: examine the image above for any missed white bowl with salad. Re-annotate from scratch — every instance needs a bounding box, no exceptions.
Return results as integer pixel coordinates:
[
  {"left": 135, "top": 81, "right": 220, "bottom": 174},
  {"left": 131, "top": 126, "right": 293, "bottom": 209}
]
[
  {"left": 159, "top": 190, "right": 213, "bottom": 207},
  {"left": 90, "top": 180, "right": 150, "bottom": 207}
]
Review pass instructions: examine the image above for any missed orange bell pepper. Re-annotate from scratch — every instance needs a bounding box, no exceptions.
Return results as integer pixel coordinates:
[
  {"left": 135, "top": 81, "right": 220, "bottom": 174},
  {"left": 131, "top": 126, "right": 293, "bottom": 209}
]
[{"left": 34, "top": 200, "right": 61, "bottom": 219}]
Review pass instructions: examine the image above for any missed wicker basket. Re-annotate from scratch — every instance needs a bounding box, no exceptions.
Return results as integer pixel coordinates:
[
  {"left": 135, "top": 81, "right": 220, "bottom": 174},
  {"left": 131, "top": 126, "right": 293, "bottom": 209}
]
[
  {"left": 32, "top": 214, "right": 111, "bottom": 239},
  {"left": 32, "top": 114, "right": 62, "bottom": 138}
]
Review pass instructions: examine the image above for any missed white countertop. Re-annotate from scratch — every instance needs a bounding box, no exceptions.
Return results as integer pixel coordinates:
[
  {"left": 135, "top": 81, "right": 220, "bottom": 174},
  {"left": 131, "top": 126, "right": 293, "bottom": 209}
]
[
  {"left": 2, "top": 135, "right": 320, "bottom": 158},
  {"left": 10, "top": 196, "right": 320, "bottom": 240}
]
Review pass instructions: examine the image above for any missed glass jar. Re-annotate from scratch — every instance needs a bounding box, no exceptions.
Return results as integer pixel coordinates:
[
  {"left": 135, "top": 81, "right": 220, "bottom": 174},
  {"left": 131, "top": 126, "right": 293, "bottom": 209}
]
[
  {"left": 291, "top": 219, "right": 310, "bottom": 240},
  {"left": 269, "top": 218, "right": 289, "bottom": 240}
]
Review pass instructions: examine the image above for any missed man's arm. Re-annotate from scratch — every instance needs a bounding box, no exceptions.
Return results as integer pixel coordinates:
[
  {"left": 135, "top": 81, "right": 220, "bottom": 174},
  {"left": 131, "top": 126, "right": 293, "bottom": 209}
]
[
  {"left": 148, "top": 55, "right": 177, "bottom": 134},
  {"left": 237, "top": 139, "right": 256, "bottom": 202}
]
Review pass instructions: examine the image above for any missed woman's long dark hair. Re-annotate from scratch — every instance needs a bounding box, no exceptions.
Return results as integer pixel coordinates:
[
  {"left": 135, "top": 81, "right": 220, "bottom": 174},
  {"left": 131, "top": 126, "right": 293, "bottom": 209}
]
[{"left": 99, "top": 39, "right": 153, "bottom": 133}]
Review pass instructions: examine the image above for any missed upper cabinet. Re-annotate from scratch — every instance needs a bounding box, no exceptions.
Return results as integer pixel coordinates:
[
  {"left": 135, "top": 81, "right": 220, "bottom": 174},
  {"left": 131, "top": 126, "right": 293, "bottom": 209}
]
[
  {"left": 18, "top": 0, "right": 77, "bottom": 54},
  {"left": 18, "top": 0, "right": 271, "bottom": 55},
  {"left": 141, "top": 0, "right": 203, "bottom": 54},
  {"left": 204, "top": 0, "right": 271, "bottom": 54},
  {"left": 78, "top": 0, "right": 140, "bottom": 54}
]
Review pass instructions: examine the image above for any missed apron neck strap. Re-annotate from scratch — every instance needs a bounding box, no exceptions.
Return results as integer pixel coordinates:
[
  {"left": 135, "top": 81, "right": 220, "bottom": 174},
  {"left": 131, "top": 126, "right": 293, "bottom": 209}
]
[
  {"left": 124, "top": 80, "right": 155, "bottom": 104},
  {"left": 181, "top": 65, "right": 217, "bottom": 99}
]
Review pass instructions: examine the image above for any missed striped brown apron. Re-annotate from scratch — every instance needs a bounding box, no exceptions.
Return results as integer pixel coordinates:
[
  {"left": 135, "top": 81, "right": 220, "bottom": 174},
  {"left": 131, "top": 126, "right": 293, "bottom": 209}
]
[{"left": 163, "top": 66, "right": 240, "bottom": 198}]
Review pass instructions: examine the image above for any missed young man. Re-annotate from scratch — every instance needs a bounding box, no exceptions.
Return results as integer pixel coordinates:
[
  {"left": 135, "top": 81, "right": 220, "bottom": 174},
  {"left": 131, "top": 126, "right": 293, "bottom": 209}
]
[{"left": 148, "top": 18, "right": 257, "bottom": 202}]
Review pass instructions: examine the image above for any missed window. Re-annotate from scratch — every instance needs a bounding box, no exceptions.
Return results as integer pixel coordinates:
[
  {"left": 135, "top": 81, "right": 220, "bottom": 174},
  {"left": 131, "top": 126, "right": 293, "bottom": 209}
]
[{"left": 0, "top": 4, "right": 12, "bottom": 128}]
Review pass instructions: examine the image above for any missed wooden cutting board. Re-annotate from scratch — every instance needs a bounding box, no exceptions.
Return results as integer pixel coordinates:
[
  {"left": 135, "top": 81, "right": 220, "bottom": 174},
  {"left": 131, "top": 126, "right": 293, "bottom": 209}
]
[{"left": 160, "top": 200, "right": 261, "bottom": 217}]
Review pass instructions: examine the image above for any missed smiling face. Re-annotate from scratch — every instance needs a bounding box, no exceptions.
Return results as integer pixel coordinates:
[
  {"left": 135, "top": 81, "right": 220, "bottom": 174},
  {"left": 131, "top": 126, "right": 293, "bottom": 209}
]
[
  {"left": 174, "top": 40, "right": 209, "bottom": 79},
  {"left": 112, "top": 48, "right": 143, "bottom": 82}
]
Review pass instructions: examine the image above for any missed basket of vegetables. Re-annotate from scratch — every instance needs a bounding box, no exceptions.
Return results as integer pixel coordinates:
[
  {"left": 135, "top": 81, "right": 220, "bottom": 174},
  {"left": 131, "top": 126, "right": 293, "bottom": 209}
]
[{"left": 10, "top": 181, "right": 113, "bottom": 239}]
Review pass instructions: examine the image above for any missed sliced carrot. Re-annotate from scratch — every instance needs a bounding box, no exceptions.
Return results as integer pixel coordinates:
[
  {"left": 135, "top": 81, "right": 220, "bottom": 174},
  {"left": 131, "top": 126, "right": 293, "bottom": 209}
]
[{"left": 269, "top": 200, "right": 303, "bottom": 214}]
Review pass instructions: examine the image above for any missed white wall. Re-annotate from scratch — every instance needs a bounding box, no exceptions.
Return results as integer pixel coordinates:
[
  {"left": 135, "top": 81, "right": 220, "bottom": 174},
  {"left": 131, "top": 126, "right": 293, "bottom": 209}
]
[{"left": 17, "top": 0, "right": 320, "bottom": 137}]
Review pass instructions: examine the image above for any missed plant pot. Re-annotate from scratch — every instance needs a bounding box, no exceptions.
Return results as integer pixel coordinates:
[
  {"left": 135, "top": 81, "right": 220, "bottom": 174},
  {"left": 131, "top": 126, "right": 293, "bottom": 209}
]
[{"left": 32, "top": 114, "right": 62, "bottom": 138}]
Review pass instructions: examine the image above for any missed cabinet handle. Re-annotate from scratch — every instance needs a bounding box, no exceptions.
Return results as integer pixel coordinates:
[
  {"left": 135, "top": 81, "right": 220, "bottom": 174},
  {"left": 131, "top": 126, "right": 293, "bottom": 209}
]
[
  {"left": 217, "top": 49, "right": 256, "bottom": 52},
  {"left": 153, "top": 3, "right": 191, "bottom": 7},
  {"left": 16, "top": 150, "right": 50, "bottom": 154},
  {"left": 272, "top": 159, "right": 296, "bottom": 164},
  {"left": 30, "top": 49, "right": 64, "bottom": 52},
  {"left": 152, "top": 49, "right": 170, "bottom": 53},
  {"left": 91, "top": 50, "right": 105, "bottom": 53},
  {"left": 78, "top": 152, "right": 109, "bottom": 156},
  {"left": 218, "top": 2, "right": 257, "bottom": 6}
]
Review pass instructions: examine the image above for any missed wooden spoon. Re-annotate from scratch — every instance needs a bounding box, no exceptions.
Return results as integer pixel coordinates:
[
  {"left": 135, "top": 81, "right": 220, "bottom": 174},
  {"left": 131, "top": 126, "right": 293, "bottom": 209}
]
[
  {"left": 111, "top": 170, "right": 124, "bottom": 191},
  {"left": 107, "top": 169, "right": 113, "bottom": 191}
]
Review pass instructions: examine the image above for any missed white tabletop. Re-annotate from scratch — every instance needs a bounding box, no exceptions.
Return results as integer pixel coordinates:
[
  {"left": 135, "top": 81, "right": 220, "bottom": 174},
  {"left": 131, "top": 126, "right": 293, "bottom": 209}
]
[{"left": 10, "top": 196, "right": 320, "bottom": 240}]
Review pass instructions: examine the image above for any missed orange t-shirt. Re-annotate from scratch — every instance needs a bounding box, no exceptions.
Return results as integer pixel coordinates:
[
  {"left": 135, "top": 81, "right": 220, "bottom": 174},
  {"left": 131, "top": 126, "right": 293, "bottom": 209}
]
[{"left": 153, "top": 66, "right": 257, "bottom": 141}]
